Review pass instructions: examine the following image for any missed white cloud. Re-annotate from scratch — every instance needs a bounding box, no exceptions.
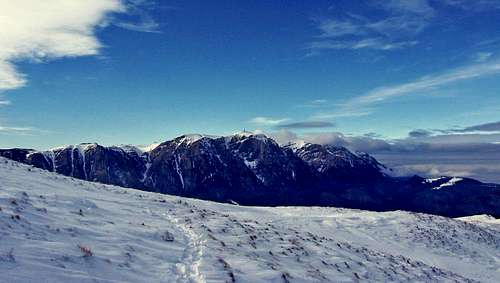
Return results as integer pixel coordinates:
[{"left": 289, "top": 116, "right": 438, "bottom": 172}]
[
  {"left": 249, "top": 117, "right": 290, "bottom": 126},
  {"left": 0, "top": 0, "right": 126, "bottom": 92},
  {"left": 0, "top": 61, "right": 26, "bottom": 91}
]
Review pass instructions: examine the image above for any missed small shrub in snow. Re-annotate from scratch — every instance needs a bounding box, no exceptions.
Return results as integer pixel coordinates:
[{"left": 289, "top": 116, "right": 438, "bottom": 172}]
[
  {"left": 36, "top": 207, "right": 47, "bottom": 213},
  {"left": 218, "top": 258, "right": 235, "bottom": 283},
  {"left": 281, "top": 272, "right": 291, "bottom": 283},
  {"left": 0, "top": 249, "right": 15, "bottom": 263},
  {"left": 161, "top": 231, "right": 175, "bottom": 242},
  {"left": 78, "top": 245, "right": 93, "bottom": 257}
]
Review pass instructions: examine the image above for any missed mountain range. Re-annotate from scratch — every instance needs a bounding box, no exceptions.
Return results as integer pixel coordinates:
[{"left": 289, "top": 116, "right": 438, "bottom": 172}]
[{"left": 1, "top": 132, "right": 499, "bottom": 217}]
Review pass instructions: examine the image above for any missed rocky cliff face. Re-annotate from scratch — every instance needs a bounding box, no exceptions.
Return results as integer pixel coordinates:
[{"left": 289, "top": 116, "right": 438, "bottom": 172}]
[
  {"left": 289, "top": 142, "right": 385, "bottom": 182},
  {"left": 144, "top": 135, "right": 264, "bottom": 203},
  {"left": 1, "top": 133, "right": 499, "bottom": 217},
  {"left": 1, "top": 144, "right": 147, "bottom": 188},
  {"left": 226, "top": 133, "right": 319, "bottom": 204}
]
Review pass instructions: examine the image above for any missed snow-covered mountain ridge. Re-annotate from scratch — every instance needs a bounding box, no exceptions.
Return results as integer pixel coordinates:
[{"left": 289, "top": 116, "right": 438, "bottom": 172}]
[
  {"left": 0, "top": 157, "right": 499, "bottom": 282},
  {"left": 1, "top": 133, "right": 499, "bottom": 217}
]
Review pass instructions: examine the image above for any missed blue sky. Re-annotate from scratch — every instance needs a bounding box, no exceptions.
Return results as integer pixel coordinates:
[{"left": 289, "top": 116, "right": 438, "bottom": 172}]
[{"left": 1, "top": 0, "right": 500, "bottom": 157}]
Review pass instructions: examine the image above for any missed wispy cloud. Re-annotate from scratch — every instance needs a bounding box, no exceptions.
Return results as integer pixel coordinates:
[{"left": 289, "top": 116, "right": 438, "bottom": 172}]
[
  {"left": 316, "top": 19, "right": 366, "bottom": 38},
  {"left": 342, "top": 59, "right": 500, "bottom": 110},
  {"left": 114, "top": 18, "right": 159, "bottom": 33},
  {"left": 308, "top": 0, "right": 500, "bottom": 55},
  {"left": 308, "top": 99, "right": 328, "bottom": 106},
  {"left": 308, "top": 38, "right": 417, "bottom": 51},
  {"left": 301, "top": 100, "right": 374, "bottom": 120},
  {"left": 399, "top": 121, "right": 500, "bottom": 144},
  {"left": 309, "top": 56, "right": 500, "bottom": 119},
  {"left": 0, "top": 125, "right": 36, "bottom": 135},
  {"left": 311, "top": 107, "right": 373, "bottom": 119},
  {"left": 308, "top": 0, "right": 433, "bottom": 54},
  {"left": 378, "top": 0, "right": 434, "bottom": 15},
  {"left": 297, "top": 99, "right": 329, "bottom": 108},
  {"left": 113, "top": 0, "right": 162, "bottom": 33},
  {"left": 442, "top": 0, "right": 500, "bottom": 11},
  {"left": 450, "top": 121, "right": 500, "bottom": 133},
  {"left": 274, "top": 121, "right": 335, "bottom": 130},
  {"left": 249, "top": 117, "right": 290, "bottom": 126},
  {"left": 475, "top": 52, "right": 493, "bottom": 62}
]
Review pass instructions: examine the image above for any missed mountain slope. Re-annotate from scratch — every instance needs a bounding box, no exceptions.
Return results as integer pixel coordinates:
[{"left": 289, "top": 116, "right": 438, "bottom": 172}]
[{"left": 0, "top": 157, "right": 499, "bottom": 282}]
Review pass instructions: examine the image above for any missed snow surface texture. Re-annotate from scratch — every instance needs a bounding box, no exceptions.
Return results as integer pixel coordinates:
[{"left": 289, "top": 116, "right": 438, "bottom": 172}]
[{"left": 0, "top": 157, "right": 499, "bottom": 283}]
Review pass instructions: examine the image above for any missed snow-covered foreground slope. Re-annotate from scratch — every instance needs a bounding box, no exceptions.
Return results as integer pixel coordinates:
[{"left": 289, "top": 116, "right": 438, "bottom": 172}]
[{"left": 0, "top": 157, "right": 499, "bottom": 283}]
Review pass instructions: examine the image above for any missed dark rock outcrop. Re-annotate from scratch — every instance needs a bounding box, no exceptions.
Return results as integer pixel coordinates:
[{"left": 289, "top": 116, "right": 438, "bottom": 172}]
[{"left": 0, "top": 148, "right": 33, "bottom": 163}]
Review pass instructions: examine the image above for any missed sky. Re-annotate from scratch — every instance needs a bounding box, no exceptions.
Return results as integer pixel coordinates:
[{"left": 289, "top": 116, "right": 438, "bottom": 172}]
[{"left": 1, "top": 0, "right": 500, "bottom": 182}]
